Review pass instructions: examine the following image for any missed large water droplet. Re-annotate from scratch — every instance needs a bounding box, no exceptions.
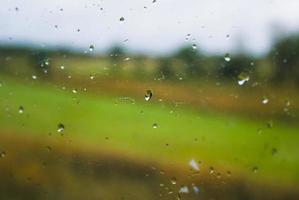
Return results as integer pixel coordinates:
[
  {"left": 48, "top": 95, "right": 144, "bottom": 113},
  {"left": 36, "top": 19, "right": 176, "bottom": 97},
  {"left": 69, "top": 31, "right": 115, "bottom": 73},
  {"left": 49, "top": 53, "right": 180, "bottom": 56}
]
[
  {"left": 170, "top": 177, "right": 177, "bottom": 185},
  {"left": 89, "top": 44, "right": 95, "bottom": 52},
  {"left": 224, "top": 53, "right": 231, "bottom": 62},
  {"left": 189, "top": 159, "right": 199, "bottom": 171},
  {"left": 0, "top": 151, "right": 6, "bottom": 158},
  {"left": 18, "top": 106, "right": 24, "bottom": 114},
  {"left": 57, "top": 123, "right": 65, "bottom": 133},
  {"left": 237, "top": 72, "right": 250, "bottom": 85},
  {"left": 179, "top": 186, "right": 189, "bottom": 194},
  {"left": 145, "top": 90, "right": 153, "bottom": 101},
  {"left": 262, "top": 97, "right": 269, "bottom": 104}
]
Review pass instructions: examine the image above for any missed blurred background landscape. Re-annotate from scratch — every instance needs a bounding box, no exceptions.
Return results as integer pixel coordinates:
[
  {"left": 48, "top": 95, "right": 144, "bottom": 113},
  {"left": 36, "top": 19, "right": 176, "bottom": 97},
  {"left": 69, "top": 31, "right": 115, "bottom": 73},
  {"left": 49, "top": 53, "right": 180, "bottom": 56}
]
[{"left": 1, "top": 0, "right": 299, "bottom": 199}]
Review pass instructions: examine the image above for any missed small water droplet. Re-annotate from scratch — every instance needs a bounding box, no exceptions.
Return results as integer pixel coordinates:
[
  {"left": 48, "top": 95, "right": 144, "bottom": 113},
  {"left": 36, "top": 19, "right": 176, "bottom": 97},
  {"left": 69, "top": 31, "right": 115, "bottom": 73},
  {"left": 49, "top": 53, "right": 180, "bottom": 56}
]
[
  {"left": 152, "top": 123, "right": 158, "bottom": 129},
  {"left": 189, "top": 159, "right": 199, "bottom": 171},
  {"left": 124, "top": 57, "right": 130, "bottom": 61},
  {"left": 89, "top": 44, "right": 95, "bottom": 52},
  {"left": 0, "top": 151, "right": 6, "bottom": 158},
  {"left": 179, "top": 186, "right": 189, "bottom": 194},
  {"left": 227, "top": 171, "right": 232, "bottom": 176},
  {"left": 18, "top": 106, "right": 24, "bottom": 114},
  {"left": 32, "top": 75, "right": 37, "bottom": 80},
  {"left": 119, "top": 17, "right": 125, "bottom": 22},
  {"left": 267, "top": 120, "right": 273, "bottom": 128},
  {"left": 262, "top": 97, "right": 269, "bottom": 104},
  {"left": 216, "top": 172, "right": 221, "bottom": 179},
  {"left": 252, "top": 166, "right": 258, "bottom": 173},
  {"left": 72, "top": 89, "right": 78, "bottom": 94},
  {"left": 170, "top": 177, "right": 177, "bottom": 185},
  {"left": 145, "top": 90, "right": 153, "bottom": 101},
  {"left": 89, "top": 74, "right": 95, "bottom": 80},
  {"left": 192, "top": 44, "right": 197, "bottom": 50},
  {"left": 237, "top": 72, "right": 250, "bottom": 85},
  {"left": 57, "top": 123, "right": 65, "bottom": 133},
  {"left": 60, "top": 65, "right": 65, "bottom": 70},
  {"left": 209, "top": 167, "right": 214, "bottom": 174},
  {"left": 224, "top": 53, "right": 231, "bottom": 62},
  {"left": 193, "top": 186, "right": 200, "bottom": 194}
]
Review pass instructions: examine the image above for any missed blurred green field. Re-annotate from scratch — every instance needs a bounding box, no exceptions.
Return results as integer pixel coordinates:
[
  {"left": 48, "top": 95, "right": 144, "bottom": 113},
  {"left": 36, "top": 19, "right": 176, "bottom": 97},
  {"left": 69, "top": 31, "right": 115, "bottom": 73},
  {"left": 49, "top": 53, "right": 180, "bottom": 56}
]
[{"left": 0, "top": 75, "right": 299, "bottom": 189}]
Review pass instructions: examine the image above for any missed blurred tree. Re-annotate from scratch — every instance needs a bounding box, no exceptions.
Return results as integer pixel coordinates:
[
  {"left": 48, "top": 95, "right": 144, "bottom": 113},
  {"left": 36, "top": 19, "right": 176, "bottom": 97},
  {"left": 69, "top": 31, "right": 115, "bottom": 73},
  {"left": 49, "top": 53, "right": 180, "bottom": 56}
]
[
  {"left": 107, "top": 45, "right": 126, "bottom": 75},
  {"left": 174, "top": 46, "right": 203, "bottom": 78},
  {"left": 269, "top": 34, "right": 299, "bottom": 84}
]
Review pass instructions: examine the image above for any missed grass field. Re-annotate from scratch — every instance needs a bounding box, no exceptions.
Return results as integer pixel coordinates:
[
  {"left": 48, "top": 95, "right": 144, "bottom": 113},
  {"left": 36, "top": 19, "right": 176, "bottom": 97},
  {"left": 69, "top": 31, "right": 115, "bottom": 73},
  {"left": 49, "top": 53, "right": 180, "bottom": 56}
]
[{"left": 1, "top": 74, "right": 299, "bottom": 191}]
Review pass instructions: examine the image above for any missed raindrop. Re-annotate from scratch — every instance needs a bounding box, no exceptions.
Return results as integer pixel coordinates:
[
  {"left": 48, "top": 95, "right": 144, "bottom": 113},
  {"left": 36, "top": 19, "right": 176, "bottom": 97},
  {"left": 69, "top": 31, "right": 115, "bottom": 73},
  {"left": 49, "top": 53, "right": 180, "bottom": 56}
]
[
  {"left": 227, "top": 171, "right": 232, "bottom": 176},
  {"left": 60, "top": 65, "right": 65, "bottom": 70},
  {"left": 267, "top": 120, "right": 273, "bottom": 128},
  {"left": 72, "top": 89, "right": 78, "bottom": 94},
  {"left": 262, "top": 97, "right": 269, "bottom": 104},
  {"left": 152, "top": 123, "right": 158, "bottom": 129},
  {"left": 32, "top": 75, "right": 37, "bottom": 80},
  {"left": 193, "top": 186, "right": 200, "bottom": 194},
  {"left": 170, "top": 177, "right": 177, "bottom": 185},
  {"left": 0, "top": 151, "right": 6, "bottom": 158},
  {"left": 237, "top": 72, "right": 250, "bottom": 85},
  {"left": 192, "top": 44, "right": 197, "bottom": 50},
  {"left": 179, "top": 186, "right": 189, "bottom": 194},
  {"left": 18, "top": 106, "right": 24, "bottom": 114},
  {"left": 89, "top": 74, "right": 95, "bottom": 80},
  {"left": 145, "top": 90, "right": 153, "bottom": 101},
  {"left": 209, "top": 167, "right": 214, "bottom": 174},
  {"left": 189, "top": 159, "right": 199, "bottom": 171},
  {"left": 124, "top": 57, "right": 131, "bottom": 61},
  {"left": 226, "top": 34, "right": 230, "bottom": 39},
  {"left": 89, "top": 44, "right": 95, "bottom": 52},
  {"left": 216, "top": 172, "right": 221, "bottom": 179},
  {"left": 252, "top": 166, "right": 258, "bottom": 173},
  {"left": 119, "top": 17, "right": 125, "bottom": 22},
  {"left": 57, "top": 123, "right": 65, "bottom": 133},
  {"left": 224, "top": 53, "right": 231, "bottom": 62}
]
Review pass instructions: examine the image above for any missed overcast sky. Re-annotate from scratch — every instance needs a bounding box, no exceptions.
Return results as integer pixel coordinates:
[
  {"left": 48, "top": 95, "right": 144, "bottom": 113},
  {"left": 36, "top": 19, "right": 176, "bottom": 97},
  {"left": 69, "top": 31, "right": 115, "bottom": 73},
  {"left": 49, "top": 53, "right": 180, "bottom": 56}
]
[{"left": 1, "top": 0, "right": 299, "bottom": 55}]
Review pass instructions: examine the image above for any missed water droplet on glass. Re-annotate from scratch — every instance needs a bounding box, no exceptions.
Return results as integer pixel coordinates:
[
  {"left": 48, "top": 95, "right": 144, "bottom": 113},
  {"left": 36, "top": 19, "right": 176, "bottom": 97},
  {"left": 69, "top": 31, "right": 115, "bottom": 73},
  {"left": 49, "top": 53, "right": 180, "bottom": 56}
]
[
  {"left": 170, "top": 177, "right": 177, "bottom": 185},
  {"left": 89, "top": 74, "right": 95, "bottom": 80},
  {"left": 124, "top": 57, "right": 130, "bottom": 61},
  {"left": 119, "top": 17, "right": 125, "bottom": 22},
  {"left": 209, "top": 167, "right": 214, "bottom": 174},
  {"left": 0, "top": 151, "right": 6, "bottom": 158},
  {"left": 224, "top": 53, "right": 231, "bottom": 62},
  {"left": 72, "top": 89, "right": 78, "bottom": 94},
  {"left": 193, "top": 186, "right": 200, "bottom": 194},
  {"left": 89, "top": 44, "right": 95, "bottom": 52},
  {"left": 237, "top": 72, "right": 250, "bottom": 85},
  {"left": 60, "top": 65, "right": 65, "bottom": 70},
  {"left": 252, "top": 166, "right": 258, "bottom": 173},
  {"left": 57, "top": 123, "right": 65, "bottom": 133},
  {"left": 189, "top": 159, "right": 199, "bottom": 171},
  {"left": 145, "top": 90, "right": 153, "bottom": 101},
  {"left": 32, "top": 75, "right": 37, "bottom": 80},
  {"left": 179, "top": 186, "right": 189, "bottom": 194},
  {"left": 152, "top": 123, "right": 158, "bottom": 129},
  {"left": 192, "top": 44, "right": 197, "bottom": 50},
  {"left": 262, "top": 97, "right": 269, "bottom": 104},
  {"left": 227, "top": 171, "right": 232, "bottom": 176},
  {"left": 18, "top": 106, "right": 24, "bottom": 114}
]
